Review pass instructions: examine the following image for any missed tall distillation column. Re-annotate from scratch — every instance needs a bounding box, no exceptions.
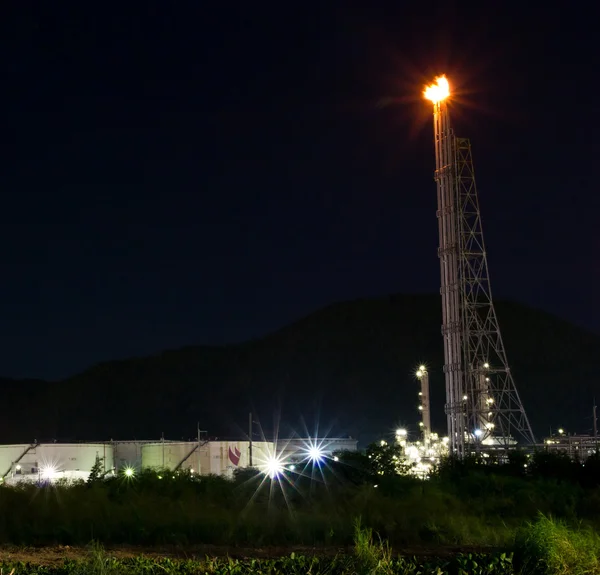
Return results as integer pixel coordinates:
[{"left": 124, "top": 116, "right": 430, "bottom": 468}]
[{"left": 424, "top": 76, "right": 465, "bottom": 456}]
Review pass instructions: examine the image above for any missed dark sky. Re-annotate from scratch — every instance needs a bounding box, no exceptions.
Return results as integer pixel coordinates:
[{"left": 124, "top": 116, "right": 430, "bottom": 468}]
[{"left": 2, "top": 2, "right": 598, "bottom": 380}]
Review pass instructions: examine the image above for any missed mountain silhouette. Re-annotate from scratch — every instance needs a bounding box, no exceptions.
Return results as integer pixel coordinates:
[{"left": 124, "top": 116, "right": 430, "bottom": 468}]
[{"left": 0, "top": 294, "right": 597, "bottom": 445}]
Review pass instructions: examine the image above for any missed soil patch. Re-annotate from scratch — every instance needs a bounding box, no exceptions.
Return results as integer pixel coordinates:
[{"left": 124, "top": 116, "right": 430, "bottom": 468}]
[{"left": 0, "top": 544, "right": 498, "bottom": 566}]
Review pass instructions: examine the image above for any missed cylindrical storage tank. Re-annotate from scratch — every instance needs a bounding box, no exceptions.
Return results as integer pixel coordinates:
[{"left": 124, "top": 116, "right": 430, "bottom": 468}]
[
  {"left": 207, "top": 441, "right": 275, "bottom": 477},
  {"left": 141, "top": 442, "right": 199, "bottom": 471},
  {"left": 0, "top": 445, "right": 33, "bottom": 480},
  {"left": 113, "top": 441, "right": 145, "bottom": 471},
  {"left": 37, "top": 443, "right": 114, "bottom": 477},
  {"left": 7, "top": 443, "right": 114, "bottom": 484}
]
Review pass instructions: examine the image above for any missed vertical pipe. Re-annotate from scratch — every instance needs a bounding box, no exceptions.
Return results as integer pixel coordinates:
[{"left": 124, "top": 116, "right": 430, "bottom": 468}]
[
  {"left": 248, "top": 412, "right": 253, "bottom": 467},
  {"left": 434, "top": 99, "right": 463, "bottom": 457},
  {"left": 593, "top": 402, "right": 598, "bottom": 453}
]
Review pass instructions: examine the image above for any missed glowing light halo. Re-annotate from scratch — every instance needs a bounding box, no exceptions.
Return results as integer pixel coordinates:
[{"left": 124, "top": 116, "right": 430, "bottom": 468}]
[
  {"left": 264, "top": 455, "right": 284, "bottom": 478},
  {"left": 307, "top": 445, "right": 324, "bottom": 463},
  {"left": 299, "top": 437, "right": 330, "bottom": 466},
  {"left": 424, "top": 75, "right": 450, "bottom": 104},
  {"left": 255, "top": 448, "right": 287, "bottom": 479},
  {"left": 40, "top": 464, "right": 58, "bottom": 480}
]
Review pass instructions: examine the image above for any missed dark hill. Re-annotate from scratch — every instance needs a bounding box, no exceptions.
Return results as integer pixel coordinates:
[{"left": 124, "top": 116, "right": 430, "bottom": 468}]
[{"left": 0, "top": 294, "right": 598, "bottom": 445}]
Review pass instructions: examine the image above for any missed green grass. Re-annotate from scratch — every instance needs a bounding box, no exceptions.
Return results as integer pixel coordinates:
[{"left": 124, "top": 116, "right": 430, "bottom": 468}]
[
  {"left": 514, "top": 514, "right": 600, "bottom": 575},
  {"left": 0, "top": 475, "right": 508, "bottom": 547},
  {"left": 1, "top": 519, "right": 598, "bottom": 575},
  {"left": 0, "top": 466, "right": 598, "bottom": 549}
]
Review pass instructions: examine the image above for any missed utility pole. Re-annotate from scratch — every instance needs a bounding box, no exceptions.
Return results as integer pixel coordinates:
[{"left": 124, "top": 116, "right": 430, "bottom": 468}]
[
  {"left": 197, "top": 422, "right": 201, "bottom": 474},
  {"left": 248, "top": 412, "right": 253, "bottom": 466}
]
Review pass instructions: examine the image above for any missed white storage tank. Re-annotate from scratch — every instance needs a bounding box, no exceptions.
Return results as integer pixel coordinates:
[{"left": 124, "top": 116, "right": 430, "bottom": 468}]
[
  {"left": 0, "top": 444, "right": 35, "bottom": 480},
  {"left": 207, "top": 441, "right": 274, "bottom": 477},
  {"left": 141, "top": 441, "right": 200, "bottom": 472},
  {"left": 1, "top": 443, "right": 114, "bottom": 484},
  {"left": 113, "top": 441, "right": 145, "bottom": 471}
]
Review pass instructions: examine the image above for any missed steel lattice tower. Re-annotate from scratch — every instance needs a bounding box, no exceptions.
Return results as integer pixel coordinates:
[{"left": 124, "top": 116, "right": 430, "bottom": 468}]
[{"left": 425, "top": 76, "right": 535, "bottom": 456}]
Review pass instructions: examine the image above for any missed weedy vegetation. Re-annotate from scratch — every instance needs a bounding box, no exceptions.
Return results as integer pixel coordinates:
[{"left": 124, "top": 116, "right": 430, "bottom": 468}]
[{"left": 0, "top": 451, "right": 599, "bottom": 573}]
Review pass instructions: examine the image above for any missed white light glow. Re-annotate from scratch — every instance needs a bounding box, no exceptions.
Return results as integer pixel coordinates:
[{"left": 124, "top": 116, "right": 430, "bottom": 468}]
[
  {"left": 40, "top": 465, "right": 57, "bottom": 480},
  {"left": 261, "top": 455, "right": 284, "bottom": 479},
  {"left": 124, "top": 467, "right": 134, "bottom": 477},
  {"left": 396, "top": 428, "right": 407, "bottom": 436},
  {"left": 474, "top": 429, "right": 483, "bottom": 437},
  {"left": 307, "top": 445, "right": 324, "bottom": 463}
]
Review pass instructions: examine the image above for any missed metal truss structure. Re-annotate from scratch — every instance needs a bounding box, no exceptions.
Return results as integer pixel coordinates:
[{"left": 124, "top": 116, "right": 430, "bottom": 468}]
[{"left": 429, "top": 80, "right": 535, "bottom": 456}]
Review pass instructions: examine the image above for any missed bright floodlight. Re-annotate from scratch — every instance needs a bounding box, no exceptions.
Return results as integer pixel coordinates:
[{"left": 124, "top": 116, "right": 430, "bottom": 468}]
[
  {"left": 396, "top": 428, "right": 407, "bottom": 436},
  {"left": 416, "top": 370, "right": 423, "bottom": 378},
  {"left": 124, "top": 467, "right": 134, "bottom": 477},
  {"left": 474, "top": 429, "right": 483, "bottom": 437},
  {"left": 419, "top": 365, "right": 426, "bottom": 371},
  {"left": 264, "top": 455, "right": 284, "bottom": 479},
  {"left": 308, "top": 445, "right": 324, "bottom": 463},
  {"left": 40, "top": 465, "right": 57, "bottom": 480},
  {"left": 424, "top": 75, "right": 450, "bottom": 104}
]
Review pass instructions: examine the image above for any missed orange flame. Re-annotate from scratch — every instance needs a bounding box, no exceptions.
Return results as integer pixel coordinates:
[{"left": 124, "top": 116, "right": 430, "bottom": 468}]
[{"left": 424, "top": 75, "right": 450, "bottom": 104}]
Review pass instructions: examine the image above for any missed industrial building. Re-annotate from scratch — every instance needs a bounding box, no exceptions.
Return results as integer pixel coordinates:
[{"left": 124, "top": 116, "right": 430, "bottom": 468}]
[
  {"left": 0, "top": 437, "right": 357, "bottom": 485},
  {"left": 543, "top": 434, "right": 599, "bottom": 461},
  {"left": 0, "top": 440, "right": 273, "bottom": 484},
  {"left": 278, "top": 437, "right": 358, "bottom": 462}
]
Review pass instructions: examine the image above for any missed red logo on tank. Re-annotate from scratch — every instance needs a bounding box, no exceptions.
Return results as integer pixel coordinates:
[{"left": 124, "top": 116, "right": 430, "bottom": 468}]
[{"left": 228, "top": 446, "right": 241, "bottom": 466}]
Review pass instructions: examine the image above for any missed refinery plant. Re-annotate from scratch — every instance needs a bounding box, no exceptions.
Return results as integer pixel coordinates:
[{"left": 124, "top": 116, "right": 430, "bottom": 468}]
[
  {"left": 0, "top": 437, "right": 358, "bottom": 485},
  {"left": 382, "top": 75, "right": 598, "bottom": 471},
  {"left": 0, "top": 76, "right": 595, "bottom": 486}
]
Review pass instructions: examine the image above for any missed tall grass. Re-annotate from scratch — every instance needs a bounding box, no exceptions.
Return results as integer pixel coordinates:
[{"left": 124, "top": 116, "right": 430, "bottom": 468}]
[
  {"left": 354, "top": 518, "right": 394, "bottom": 574},
  {"left": 514, "top": 514, "right": 600, "bottom": 575},
  {"left": 0, "top": 466, "right": 598, "bottom": 549}
]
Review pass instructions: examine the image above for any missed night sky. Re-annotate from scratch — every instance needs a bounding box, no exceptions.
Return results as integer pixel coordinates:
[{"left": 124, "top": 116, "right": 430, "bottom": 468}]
[{"left": 3, "top": 3, "right": 598, "bottom": 380}]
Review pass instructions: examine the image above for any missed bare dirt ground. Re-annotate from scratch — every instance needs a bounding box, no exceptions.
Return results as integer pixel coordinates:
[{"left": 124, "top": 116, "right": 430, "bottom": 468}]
[{"left": 0, "top": 544, "right": 496, "bottom": 566}]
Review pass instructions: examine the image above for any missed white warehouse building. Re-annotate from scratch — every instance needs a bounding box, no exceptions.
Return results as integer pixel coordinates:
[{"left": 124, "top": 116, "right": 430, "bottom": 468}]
[{"left": 0, "top": 440, "right": 275, "bottom": 485}]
